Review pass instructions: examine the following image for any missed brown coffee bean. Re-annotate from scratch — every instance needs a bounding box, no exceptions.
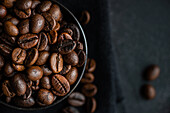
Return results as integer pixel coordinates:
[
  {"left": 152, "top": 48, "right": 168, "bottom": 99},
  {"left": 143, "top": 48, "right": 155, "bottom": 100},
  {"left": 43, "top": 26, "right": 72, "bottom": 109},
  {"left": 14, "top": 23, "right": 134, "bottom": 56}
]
[
  {"left": 0, "top": 44, "right": 12, "bottom": 56},
  {"left": 2, "top": 80, "right": 16, "bottom": 97},
  {"left": 67, "top": 23, "right": 80, "bottom": 41},
  {"left": 0, "top": 5, "right": 7, "bottom": 18},
  {"left": 0, "top": 33, "right": 16, "bottom": 47},
  {"left": 80, "top": 10, "right": 91, "bottom": 25},
  {"left": 22, "top": 86, "right": 32, "bottom": 100},
  {"left": 12, "top": 48, "right": 27, "bottom": 64},
  {"left": 62, "top": 106, "right": 80, "bottom": 113},
  {"left": 52, "top": 74, "right": 70, "bottom": 96},
  {"left": 27, "top": 66, "right": 43, "bottom": 81},
  {"left": 36, "top": 32, "right": 48, "bottom": 51},
  {"left": 18, "top": 19, "right": 29, "bottom": 35},
  {"left": 47, "top": 30, "right": 58, "bottom": 44},
  {"left": 86, "top": 97, "right": 97, "bottom": 113},
  {"left": 141, "top": 84, "right": 156, "bottom": 100},
  {"left": 37, "top": 89, "right": 54, "bottom": 106},
  {"left": 37, "top": 1, "right": 52, "bottom": 13},
  {"left": 31, "top": 0, "right": 41, "bottom": 9},
  {"left": 18, "top": 34, "right": 39, "bottom": 49},
  {"left": 25, "top": 48, "right": 39, "bottom": 67},
  {"left": 31, "top": 80, "right": 40, "bottom": 90},
  {"left": 40, "top": 65, "right": 52, "bottom": 76},
  {"left": 42, "top": 12, "right": 56, "bottom": 31},
  {"left": 16, "top": 0, "right": 32, "bottom": 10},
  {"left": 66, "top": 67, "right": 78, "bottom": 85},
  {"left": 77, "top": 50, "right": 86, "bottom": 67},
  {"left": 81, "top": 73, "right": 94, "bottom": 84},
  {"left": 2, "top": 14, "right": 12, "bottom": 22},
  {"left": 76, "top": 42, "right": 84, "bottom": 50},
  {"left": 62, "top": 28, "right": 73, "bottom": 36},
  {"left": 14, "top": 96, "right": 35, "bottom": 107},
  {"left": 36, "top": 51, "right": 49, "bottom": 65},
  {"left": 58, "top": 33, "right": 72, "bottom": 43},
  {"left": 68, "top": 92, "right": 85, "bottom": 107},
  {"left": 59, "top": 65, "right": 71, "bottom": 75},
  {"left": 50, "top": 53, "right": 63, "bottom": 73},
  {"left": 82, "top": 84, "right": 97, "bottom": 97},
  {"left": 1, "top": 0, "right": 16, "bottom": 8},
  {"left": 53, "top": 22, "right": 60, "bottom": 31},
  {"left": 14, "top": 8, "right": 31, "bottom": 19},
  {"left": 9, "top": 17, "right": 19, "bottom": 26},
  {"left": 64, "top": 51, "right": 79, "bottom": 66},
  {"left": 12, "top": 63, "right": 25, "bottom": 71},
  {"left": 86, "top": 58, "right": 96, "bottom": 73},
  {"left": 40, "top": 76, "right": 51, "bottom": 89},
  {"left": 4, "top": 62, "right": 14, "bottom": 77},
  {"left": 145, "top": 65, "right": 160, "bottom": 81},
  {"left": 49, "top": 4, "right": 62, "bottom": 21},
  {"left": 0, "top": 55, "right": 5, "bottom": 70},
  {"left": 4, "top": 21, "right": 19, "bottom": 36},
  {"left": 31, "top": 14, "right": 45, "bottom": 33}
]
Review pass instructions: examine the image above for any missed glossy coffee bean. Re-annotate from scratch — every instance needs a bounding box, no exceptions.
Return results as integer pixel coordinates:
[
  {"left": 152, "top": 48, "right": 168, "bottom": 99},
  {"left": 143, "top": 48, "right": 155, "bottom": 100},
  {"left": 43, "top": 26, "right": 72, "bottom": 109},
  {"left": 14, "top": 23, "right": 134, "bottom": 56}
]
[
  {"left": 14, "top": 96, "right": 35, "bottom": 107},
  {"left": 37, "top": 89, "right": 54, "bottom": 106},
  {"left": 27, "top": 66, "right": 43, "bottom": 81},
  {"left": 62, "top": 106, "right": 80, "bottom": 113},
  {"left": 82, "top": 84, "right": 97, "bottom": 97},
  {"left": 59, "top": 65, "right": 71, "bottom": 75},
  {"left": 47, "top": 30, "right": 58, "bottom": 44},
  {"left": 67, "top": 23, "right": 80, "bottom": 41},
  {"left": 58, "top": 39, "right": 76, "bottom": 54},
  {"left": 4, "top": 21, "right": 19, "bottom": 36},
  {"left": 11, "top": 73, "right": 27, "bottom": 96},
  {"left": 0, "top": 44, "right": 12, "bottom": 56},
  {"left": 36, "top": 32, "right": 48, "bottom": 51},
  {"left": 18, "top": 34, "right": 39, "bottom": 49},
  {"left": 31, "top": 80, "right": 40, "bottom": 90},
  {"left": 37, "top": 1, "right": 52, "bottom": 12},
  {"left": 12, "top": 63, "right": 25, "bottom": 71},
  {"left": 31, "top": 0, "right": 40, "bottom": 9},
  {"left": 31, "top": 14, "right": 45, "bottom": 33},
  {"left": 52, "top": 74, "right": 70, "bottom": 96},
  {"left": 80, "top": 10, "right": 91, "bottom": 25},
  {"left": 77, "top": 50, "right": 86, "bottom": 67},
  {"left": 62, "top": 28, "right": 73, "bottom": 36},
  {"left": 16, "top": 0, "right": 32, "bottom": 10},
  {"left": 65, "top": 67, "right": 78, "bottom": 85},
  {"left": 18, "top": 19, "right": 29, "bottom": 35},
  {"left": 14, "top": 8, "right": 31, "bottom": 19},
  {"left": 22, "top": 86, "right": 32, "bottom": 100},
  {"left": 25, "top": 48, "right": 39, "bottom": 67},
  {"left": 0, "top": 55, "right": 5, "bottom": 70},
  {"left": 9, "top": 17, "right": 19, "bottom": 26},
  {"left": 76, "top": 42, "right": 84, "bottom": 50},
  {"left": 53, "top": 22, "right": 60, "bottom": 31},
  {"left": 50, "top": 53, "right": 63, "bottom": 73},
  {"left": 81, "top": 73, "right": 94, "bottom": 84},
  {"left": 68, "top": 92, "right": 85, "bottom": 107},
  {"left": 41, "top": 76, "right": 51, "bottom": 89},
  {"left": 42, "top": 12, "right": 56, "bottom": 31},
  {"left": 1, "top": 0, "right": 16, "bottom": 8},
  {"left": 64, "top": 51, "right": 79, "bottom": 66},
  {"left": 0, "top": 33, "right": 16, "bottom": 46},
  {"left": 86, "top": 58, "right": 96, "bottom": 73},
  {"left": 141, "top": 84, "right": 156, "bottom": 100},
  {"left": 145, "top": 65, "right": 160, "bottom": 81},
  {"left": 49, "top": 4, "right": 62, "bottom": 21},
  {"left": 0, "top": 5, "right": 7, "bottom": 18},
  {"left": 12, "top": 48, "right": 27, "bottom": 64},
  {"left": 36, "top": 51, "right": 49, "bottom": 65},
  {"left": 58, "top": 33, "right": 72, "bottom": 43},
  {"left": 40, "top": 65, "right": 52, "bottom": 76},
  {"left": 86, "top": 97, "right": 97, "bottom": 113},
  {"left": 2, "top": 80, "right": 15, "bottom": 97},
  {"left": 4, "top": 62, "right": 14, "bottom": 77}
]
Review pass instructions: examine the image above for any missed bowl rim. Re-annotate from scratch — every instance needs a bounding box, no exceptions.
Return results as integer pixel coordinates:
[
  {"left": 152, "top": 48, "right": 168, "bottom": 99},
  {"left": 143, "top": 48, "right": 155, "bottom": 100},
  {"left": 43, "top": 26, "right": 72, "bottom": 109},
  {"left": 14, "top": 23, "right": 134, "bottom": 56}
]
[{"left": 0, "top": 0, "right": 88, "bottom": 111}]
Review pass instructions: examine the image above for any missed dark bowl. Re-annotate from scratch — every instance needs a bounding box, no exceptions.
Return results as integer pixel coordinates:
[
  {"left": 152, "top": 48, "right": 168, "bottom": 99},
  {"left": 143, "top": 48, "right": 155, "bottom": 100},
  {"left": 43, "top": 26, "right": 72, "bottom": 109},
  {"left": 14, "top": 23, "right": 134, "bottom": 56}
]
[{"left": 0, "top": 0, "right": 88, "bottom": 111}]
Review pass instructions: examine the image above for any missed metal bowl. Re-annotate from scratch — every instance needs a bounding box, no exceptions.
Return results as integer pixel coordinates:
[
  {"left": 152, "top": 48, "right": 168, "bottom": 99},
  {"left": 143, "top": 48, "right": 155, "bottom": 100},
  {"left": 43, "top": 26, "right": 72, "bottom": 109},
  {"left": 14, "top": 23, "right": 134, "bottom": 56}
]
[{"left": 0, "top": 0, "right": 88, "bottom": 111}]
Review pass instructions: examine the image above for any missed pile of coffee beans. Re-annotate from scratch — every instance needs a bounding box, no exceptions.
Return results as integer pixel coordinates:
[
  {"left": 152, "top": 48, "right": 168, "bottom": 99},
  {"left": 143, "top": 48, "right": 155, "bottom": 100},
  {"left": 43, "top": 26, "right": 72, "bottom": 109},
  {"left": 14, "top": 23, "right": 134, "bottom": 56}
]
[
  {"left": 0, "top": 0, "right": 86, "bottom": 107},
  {"left": 62, "top": 58, "right": 97, "bottom": 113}
]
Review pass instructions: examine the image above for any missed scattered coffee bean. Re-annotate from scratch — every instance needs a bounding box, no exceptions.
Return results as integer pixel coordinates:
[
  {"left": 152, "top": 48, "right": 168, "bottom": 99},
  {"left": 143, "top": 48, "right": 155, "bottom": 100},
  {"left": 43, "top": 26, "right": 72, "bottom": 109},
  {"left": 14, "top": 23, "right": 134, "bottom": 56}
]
[
  {"left": 25, "top": 48, "right": 39, "bottom": 67},
  {"left": 27, "top": 66, "right": 43, "bottom": 81},
  {"left": 40, "top": 76, "right": 51, "bottom": 89},
  {"left": 0, "top": 5, "right": 7, "bottom": 18},
  {"left": 40, "top": 65, "right": 52, "bottom": 76},
  {"left": 14, "top": 96, "right": 35, "bottom": 107},
  {"left": 9, "top": 17, "right": 19, "bottom": 26},
  {"left": 14, "top": 8, "right": 31, "bottom": 19},
  {"left": 82, "top": 83, "right": 97, "bottom": 97},
  {"left": 36, "top": 51, "right": 50, "bottom": 65},
  {"left": 50, "top": 53, "right": 63, "bottom": 73},
  {"left": 31, "top": 14, "right": 45, "bottom": 33},
  {"left": 12, "top": 63, "right": 25, "bottom": 71},
  {"left": 145, "top": 65, "right": 160, "bottom": 81},
  {"left": 18, "top": 19, "right": 30, "bottom": 35},
  {"left": 16, "top": 0, "right": 32, "bottom": 10},
  {"left": 49, "top": 4, "right": 62, "bottom": 21},
  {"left": 4, "top": 21, "right": 19, "bottom": 36},
  {"left": 80, "top": 10, "right": 91, "bottom": 25},
  {"left": 47, "top": 30, "right": 58, "bottom": 44},
  {"left": 65, "top": 67, "right": 78, "bottom": 85},
  {"left": 36, "top": 32, "right": 48, "bottom": 51},
  {"left": 31, "top": 80, "right": 40, "bottom": 91},
  {"left": 59, "top": 65, "right": 72, "bottom": 75},
  {"left": 86, "top": 97, "right": 97, "bottom": 113},
  {"left": 68, "top": 92, "right": 85, "bottom": 107},
  {"left": 58, "top": 32, "right": 72, "bottom": 43},
  {"left": 62, "top": 106, "right": 80, "bottom": 113},
  {"left": 86, "top": 58, "right": 96, "bottom": 73},
  {"left": 141, "top": 84, "right": 156, "bottom": 100},
  {"left": 0, "top": 43, "right": 12, "bottom": 56},
  {"left": 37, "top": 1, "right": 52, "bottom": 13},
  {"left": 2, "top": 80, "right": 15, "bottom": 97},
  {"left": 77, "top": 50, "right": 86, "bottom": 67},
  {"left": 67, "top": 23, "right": 80, "bottom": 41},
  {"left": 81, "top": 73, "right": 95, "bottom": 84},
  {"left": 12, "top": 48, "right": 27, "bottom": 64},
  {"left": 42, "top": 12, "right": 56, "bottom": 31},
  {"left": 76, "top": 42, "right": 84, "bottom": 50},
  {"left": 4, "top": 62, "right": 14, "bottom": 77},
  {"left": 64, "top": 51, "right": 79, "bottom": 66},
  {"left": 1, "top": 0, "right": 16, "bottom": 8},
  {"left": 31, "top": 0, "right": 41, "bottom": 9}
]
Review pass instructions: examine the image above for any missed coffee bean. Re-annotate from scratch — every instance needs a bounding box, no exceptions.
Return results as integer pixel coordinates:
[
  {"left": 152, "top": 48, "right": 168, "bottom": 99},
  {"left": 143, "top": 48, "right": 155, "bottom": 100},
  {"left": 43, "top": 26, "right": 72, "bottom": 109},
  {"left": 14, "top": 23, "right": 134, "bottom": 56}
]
[
  {"left": 50, "top": 53, "right": 63, "bottom": 73},
  {"left": 25, "top": 48, "right": 39, "bottom": 67},
  {"left": 52, "top": 74, "right": 70, "bottom": 96},
  {"left": 62, "top": 28, "right": 73, "bottom": 36},
  {"left": 18, "top": 19, "right": 29, "bottom": 35},
  {"left": 31, "top": 14, "right": 45, "bottom": 33},
  {"left": 62, "top": 106, "right": 80, "bottom": 113},
  {"left": 81, "top": 73, "right": 94, "bottom": 84},
  {"left": 18, "top": 34, "right": 39, "bottom": 49},
  {"left": 4, "top": 62, "right": 15, "bottom": 77},
  {"left": 9, "top": 17, "right": 19, "bottom": 25},
  {"left": 141, "top": 84, "right": 156, "bottom": 100},
  {"left": 0, "top": 55, "right": 5, "bottom": 70},
  {"left": 77, "top": 50, "right": 86, "bottom": 67},
  {"left": 37, "top": 1, "right": 52, "bottom": 13},
  {"left": 80, "top": 10, "right": 91, "bottom": 25},
  {"left": 64, "top": 51, "right": 79, "bottom": 66},
  {"left": 65, "top": 67, "right": 78, "bottom": 85},
  {"left": 58, "top": 33, "right": 72, "bottom": 43},
  {"left": 86, "top": 97, "right": 97, "bottom": 113},
  {"left": 36, "top": 32, "right": 48, "bottom": 51},
  {"left": 40, "top": 76, "right": 51, "bottom": 89},
  {"left": 42, "top": 12, "right": 56, "bottom": 31},
  {"left": 22, "top": 86, "right": 32, "bottom": 100},
  {"left": 59, "top": 65, "right": 71, "bottom": 75},
  {"left": 0, "top": 5, "right": 7, "bottom": 18},
  {"left": 0, "top": 33, "right": 16, "bottom": 47},
  {"left": 47, "top": 30, "right": 58, "bottom": 44},
  {"left": 2, "top": 14, "right": 12, "bottom": 22},
  {"left": 49, "top": 4, "right": 62, "bottom": 21},
  {"left": 1, "top": 0, "right": 16, "bottom": 8},
  {"left": 12, "top": 63, "right": 25, "bottom": 71},
  {"left": 76, "top": 42, "right": 83, "bottom": 50},
  {"left": 40, "top": 65, "right": 52, "bottom": 76},
  {"left": 68, "top": 92, "right": 85, "bottom": 107},
  {"left": 0, "top": 44, "right": 12, "bottom": 56},
  {"left": 27, "top": 66, "right": 43, "bottom": 81},
  {"left": 31, "top": 0, "right": 41, "bottom": 9},
  {"left": 12, "top": 48, "right": 27, "bottom": 64},
  {"left": 86, "top": 58, "right": 96, "bottom": 73},
  {"left": 31, "top": 80, "right": 40, "bottom": 90},
  {"left": 14, "top": 8, "right": 31, "bottom": 19},
  {"left": 16, "top": 0, "right": 32, "bottom": 10},
  {"left": 14, "top": 96, "right": 35, "bottom": 107},
  {"left": 82, "top": 84, "right": 97, "bottom": 97},
  {"left": 145, "top": 65, "right": 160, "bottom": 81},
  {"left": 53, "top": 22, "right": 60, "bottom": 31},
  {"left": 67, "top": 23, "right": 80, "bottom": 41},
  {"left": 4, "top": 21, "right": 19, "bottom": 36},
  {"left": 57, "top": 39, "right": 76, "bottom": 54},
  {"left": 36, "top": 51, "right": 49, "bottom": 65},
  {"left": 2, "top": 80, "right": 16, "bottom": 97}
]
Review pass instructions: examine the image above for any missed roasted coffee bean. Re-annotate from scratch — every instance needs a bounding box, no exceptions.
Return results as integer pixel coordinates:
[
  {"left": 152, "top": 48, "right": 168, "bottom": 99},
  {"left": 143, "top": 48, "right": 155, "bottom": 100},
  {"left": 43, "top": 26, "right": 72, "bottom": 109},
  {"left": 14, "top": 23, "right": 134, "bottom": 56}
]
[
  {"left": 11, "top": 73, "right": 27, "bottom": 96},
  {"left": 31, "top": 0, "right": 41, "bottom": 9},
  {"left": 68, "top": 92, "right": 85, "bottom": 107},
  {"left": 141, "top": 84, "right": 156, "bottom": 100},
  {"left": 4, "top": 62, "right": 15, "bottom": 77},
  {"left": 36, "top": 32, "right": 48, "bottom": 51},
  {"left": 67, "top": 23, "right": 80, "bottom": 41},
  {"left": 145, "top": 65, "right": 160, "bottom": 81},
  {"left": 2, "top": 14, "right": 12, "bottom": 22},
  {"left": 6, "top": 97, "right": 12, "bottom": 103},
  {"left": 2, "top": 80, "right": 16, "bottom": 97},
  {"left": 4, "top": 21, "right": 19, "bottom": 36},
  {"left": 18, "top": 34, "right": 39, "bottom": 49},
  {"left": 66, "top": 67, "right": 78, "bottom": 85},
  {"left": 14, "top": 96, "right": 35, "bottom": 107},
  {"left": 9, "top": 17, "right": 19, "bottom": 25},
  {"left": 52, "top": 74, "right": 70, "bottom": 96},
  {"left": 1, "top": 0, "right": 16, "bottom": 8},
  {"left": 41, "top": 76, "right": 51, "bottom": 89},
  {"left": 12, "top": 63, "right": 25, "bottom": 71},
  {"left": 37, "top": 1, "right": 52, "bottom": 13},
  {"left": 64, "top": 51, "right": 79, "bottom": 66},
  {"left": 49, "top": 4, "right": 62, "bottom": 21},
  {"left": 80, "top": 10, "right": 91, "bottom": 25},
  {"left": 18, "top": 19, "right": 29, "bottom": 35},
  {"left": 22, "top": 86, "right": 32, "bottom": 100},
  {"left": 76, "top": 42, "right": 83, "bottom": 50},
  {"left": 16, "top": 0, "right": 32, "bottom": 10},
  {"left": 31, "top": 80, "right": 39, "bottom": 90},
  {"left": 27, "top": 66, "right": 43, "bottom": 81},
  {"left": 86, "top": 97, "right": 97, "bottom": 113},
  {"left": 50, "top": 53, "right": 63, "bottom": 73},
  {"left": 81, "top": 73, "right": 94, "bottom": 84},
  {"left": 62, "top": 28, "right": 73, "bottom": 36},
  {"left": 82, "top": 84, "right": 97, "bottom": 97},
  {"left": 25, "top": 48, "right": 39, "bottom": 66},
  {"left": 40, "top": 65, "right": 52, "bottom": 76},
  {"left": 31, "top": 14, "right": 45, "bottom": 33},
  {"left": 14, "top": 8, "right": 31, "bottom": 19},
  {"left": 77, "top": 50, "right": 86, "bottom": 67},
  {"left": 42, "top": 12, "right": 56, "bottom": 31},
  {"left": 47, "top": 30, "right": 58, "bottom": 44},
  {"left": 12, "top": 48, "right": 27, "bottom": 64},
  {"left": 0, "top": 5, "right": 7, "bottom": 18},
  {"left": 58, "top": 39, "right": 76, "bottom": 54},
  {"left": 0, "top": 55, "right": 5, "bottom": 70},
  {"left": 37, "top": 89, "right": 54, "bottom": 106},
  {"left": 62, "top": 106, "right": 80, "bottom": 113},
  {"left": 86, "top": 58, "right": 96, "bottom": 73},
  {"left": 59, "top": 65, "right": 71, "bottom": 75},
  {"left": 44, "top": 45, "right": 50, "bottom": 51},
  {"left": 0, "top": 44, "right": 12, "bottom": 56},
  {"left": 36, "top": 51, "right": 49, "bottom": 65},
  {"left": 53, "top": 22, "right": 60, "bottom": 31},
  {"left": 0, "top": 33, "right": 16, "bottom": 47},
  {"left": 58, "top": 33, "right": 72, "bottom": 43}
]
